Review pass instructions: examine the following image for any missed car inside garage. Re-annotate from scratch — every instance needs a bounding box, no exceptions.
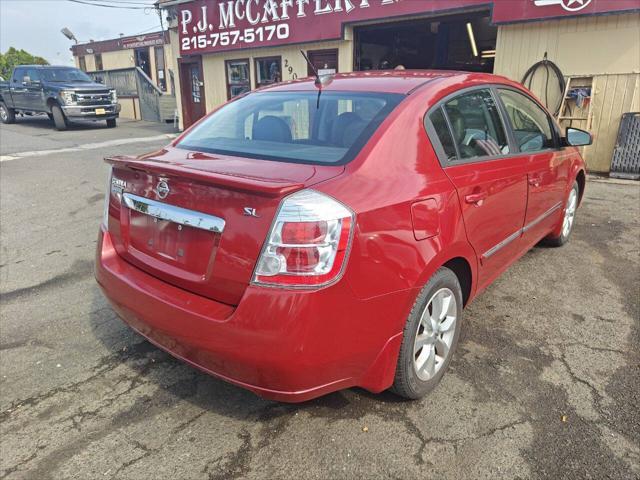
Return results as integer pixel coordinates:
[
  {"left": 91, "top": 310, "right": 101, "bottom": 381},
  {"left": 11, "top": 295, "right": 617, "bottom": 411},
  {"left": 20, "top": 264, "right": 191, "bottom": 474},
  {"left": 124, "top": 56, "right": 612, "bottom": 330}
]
[{"left": 354, "top": 12, "right": 497, "bottom": 73}]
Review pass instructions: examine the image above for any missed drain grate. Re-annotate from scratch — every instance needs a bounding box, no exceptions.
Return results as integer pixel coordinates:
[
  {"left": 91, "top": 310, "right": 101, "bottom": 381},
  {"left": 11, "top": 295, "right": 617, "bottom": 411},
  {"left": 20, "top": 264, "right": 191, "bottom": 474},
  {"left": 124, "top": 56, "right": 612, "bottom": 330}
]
[{"left": 610, "top": 112, "right": 640, "bottom": 180}]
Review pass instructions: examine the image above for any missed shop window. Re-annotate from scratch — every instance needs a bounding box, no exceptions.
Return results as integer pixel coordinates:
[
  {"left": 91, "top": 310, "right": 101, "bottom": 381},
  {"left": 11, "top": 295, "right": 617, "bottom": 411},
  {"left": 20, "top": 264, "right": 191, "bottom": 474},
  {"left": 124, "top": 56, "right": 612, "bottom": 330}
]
[
  {"left": 78, "top": 56, "right": 87, "bottom": 72},
  {"left": 307, "top": 49, "right": 338, "bottom": 76},
  {"left": 254, "top": 57, "right": 281, "bottom": 88},
  {"left": 226, "top": 59, "right": 250, "bottom": 99},
  {"left": 154, "top": 46, "right": 167, "bottom": 91},
  {"left": 190, "top": 65, "right": 202, "bottom": 104},
  {"left": 443, "top": 89, "right": 509, "bottom": 160},
  {"left": 94, "top": 54, "right": 103, "bottom": 71},
  {"left": 498, "top": 89, "right": 555, "bottom": 152}
]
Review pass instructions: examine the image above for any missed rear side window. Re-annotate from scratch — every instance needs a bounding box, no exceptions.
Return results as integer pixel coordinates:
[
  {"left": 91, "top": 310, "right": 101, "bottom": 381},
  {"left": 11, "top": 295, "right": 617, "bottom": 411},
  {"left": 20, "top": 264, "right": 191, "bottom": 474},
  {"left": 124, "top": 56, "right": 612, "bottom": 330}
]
[
  {"left": 177, "top": 91, "right": 403, "bottom": 165},
  {"left": 498, "top": 89, "right": 554, "bottom": 152},
  {"left": 443, "top": 89, "right": 510, "bottom": 160},
  {"left": 429, "top": 108, "right": 458, "bottom": 161}
]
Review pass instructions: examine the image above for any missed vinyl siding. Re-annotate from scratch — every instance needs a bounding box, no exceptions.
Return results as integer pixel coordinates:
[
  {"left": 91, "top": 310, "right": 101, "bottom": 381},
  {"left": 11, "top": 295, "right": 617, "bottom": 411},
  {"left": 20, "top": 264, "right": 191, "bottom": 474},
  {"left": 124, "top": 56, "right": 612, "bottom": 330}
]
[{"left": 494, "top": 12, "right": 640, "bottom": 173}]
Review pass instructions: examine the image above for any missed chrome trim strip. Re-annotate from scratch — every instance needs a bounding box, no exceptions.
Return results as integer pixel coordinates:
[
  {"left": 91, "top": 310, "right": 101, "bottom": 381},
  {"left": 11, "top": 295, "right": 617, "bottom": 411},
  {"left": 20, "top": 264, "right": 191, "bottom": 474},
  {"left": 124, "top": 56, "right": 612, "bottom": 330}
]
[
  {"left": 482, "top": 229, "right": 522, "bottom": 260},
  {"left": 271, "top": 242, "right": 333, "bottom": 248},
  {"left": 122, "top": 193, "right": 225, "bottom": 233},
  {"left": 482, "top": 201, "right": 564, "bottom": 260},
  {"left": 522, "top": 201, "right": 563, "bottom": 233},
  {"left": 61, "top": 104, "right": 117, "bottom": 110}
]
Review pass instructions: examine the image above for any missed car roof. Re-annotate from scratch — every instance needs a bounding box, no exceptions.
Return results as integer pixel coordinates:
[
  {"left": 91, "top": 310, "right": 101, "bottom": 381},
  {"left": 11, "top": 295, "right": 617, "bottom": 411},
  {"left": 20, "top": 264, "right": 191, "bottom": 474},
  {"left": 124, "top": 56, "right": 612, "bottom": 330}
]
[
  {"left": 260, "top": 70, "right": 510, "bottom": 95},
  {"left": 15, "top": 65, "right": 76, "bottom": 69}
]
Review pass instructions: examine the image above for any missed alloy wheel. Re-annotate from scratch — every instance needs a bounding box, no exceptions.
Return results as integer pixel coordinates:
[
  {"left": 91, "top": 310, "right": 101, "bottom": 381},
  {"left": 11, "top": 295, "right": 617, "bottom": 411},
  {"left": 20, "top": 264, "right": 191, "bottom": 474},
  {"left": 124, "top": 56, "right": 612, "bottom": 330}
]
[
  {"left": 413, "top": 288, "right": 457, "bottom": 381},
  {"left": 0, "top": 106, "right": 7, "bottom": 122},
  {"left": 562, "top": 187, "right": 578, "bottom": 238}
]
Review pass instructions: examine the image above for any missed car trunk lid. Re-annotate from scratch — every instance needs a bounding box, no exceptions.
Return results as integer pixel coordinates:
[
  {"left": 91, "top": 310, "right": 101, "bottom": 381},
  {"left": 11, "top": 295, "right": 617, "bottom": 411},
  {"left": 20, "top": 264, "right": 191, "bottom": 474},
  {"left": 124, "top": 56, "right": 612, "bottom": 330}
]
[{"left": 105, "top": 147, "right": 344, "bottom": 305}]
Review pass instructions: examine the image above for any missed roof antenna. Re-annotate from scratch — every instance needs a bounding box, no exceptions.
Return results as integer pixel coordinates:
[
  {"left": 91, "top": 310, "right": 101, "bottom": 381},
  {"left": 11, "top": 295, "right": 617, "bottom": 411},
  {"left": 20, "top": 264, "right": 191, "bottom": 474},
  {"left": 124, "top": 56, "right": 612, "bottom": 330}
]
[{"left": 300, "top": 50, "right": 333, "bottom": 109}]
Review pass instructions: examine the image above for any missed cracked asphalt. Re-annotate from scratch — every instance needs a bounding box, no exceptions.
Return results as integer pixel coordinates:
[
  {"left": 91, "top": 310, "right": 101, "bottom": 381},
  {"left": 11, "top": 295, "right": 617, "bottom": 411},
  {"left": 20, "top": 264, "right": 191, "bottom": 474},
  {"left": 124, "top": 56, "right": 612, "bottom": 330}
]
[{"left": 1, "top": 116, "right": 639, "bottom": 479}]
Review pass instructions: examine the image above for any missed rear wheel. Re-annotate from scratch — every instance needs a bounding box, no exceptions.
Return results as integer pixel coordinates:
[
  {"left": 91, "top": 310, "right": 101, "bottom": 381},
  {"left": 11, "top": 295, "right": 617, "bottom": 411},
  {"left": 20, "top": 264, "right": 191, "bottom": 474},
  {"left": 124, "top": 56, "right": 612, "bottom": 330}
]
[
  {"left": 51, "top": 104, "right": 67, "bottom": 131},
  {"left": 106, "top": 118, "right": 117, "bottom": 128},
  {"left": 0, "top": 101, "right": 16, "bottom": 124},
  {"left": 392, "top": 267, "right": 463, "bottom": 399},
  {"left": 544, "top": 181, "right": 579, "bottom": 247}
]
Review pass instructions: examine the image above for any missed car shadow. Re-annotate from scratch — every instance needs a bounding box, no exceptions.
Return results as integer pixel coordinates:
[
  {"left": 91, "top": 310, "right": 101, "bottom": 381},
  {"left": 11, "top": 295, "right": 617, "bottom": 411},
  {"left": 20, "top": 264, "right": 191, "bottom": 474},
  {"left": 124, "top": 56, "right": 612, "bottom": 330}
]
[
  {"left": 10, "top": 113, "right": 113, "bottom": 131},
  {"left": 87, "top": 286, "right": 411, "bottom": 424}
]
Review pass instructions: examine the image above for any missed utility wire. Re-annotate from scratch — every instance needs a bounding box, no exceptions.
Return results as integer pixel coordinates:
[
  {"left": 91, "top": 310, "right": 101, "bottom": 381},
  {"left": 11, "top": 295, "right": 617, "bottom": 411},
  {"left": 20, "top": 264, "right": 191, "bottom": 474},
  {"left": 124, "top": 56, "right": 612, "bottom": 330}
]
[
  {"left": 66, "top": 0, "right": 164, "bottom": 43},
  {"left": 75, "top": 0, "right": 151, "bottom": 4},
  {"left": 67, "top": 0, "right": 152, "bottom": 10},
  {"left": 131, "top": 25, "right": 164, "bottom": 35},
  {"left": 84, "top": 0, "right": 156, "bottom": 4}
]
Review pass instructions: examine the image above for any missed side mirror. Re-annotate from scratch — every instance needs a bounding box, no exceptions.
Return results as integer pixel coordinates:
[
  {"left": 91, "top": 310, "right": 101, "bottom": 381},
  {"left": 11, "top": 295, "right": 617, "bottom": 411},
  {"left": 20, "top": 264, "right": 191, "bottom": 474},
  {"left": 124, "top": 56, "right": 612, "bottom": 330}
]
[{"left": 564, "top": 127, "right": 592, "bottom": 147}]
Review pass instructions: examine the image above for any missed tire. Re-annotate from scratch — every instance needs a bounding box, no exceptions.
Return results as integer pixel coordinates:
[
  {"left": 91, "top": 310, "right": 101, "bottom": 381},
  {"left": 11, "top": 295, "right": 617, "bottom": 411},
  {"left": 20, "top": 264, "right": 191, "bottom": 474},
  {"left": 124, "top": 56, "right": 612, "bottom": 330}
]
[
  {"left": 51, "top": 104, "right": 67, "bottom": 131},
  {"left": 543, "top": 181, "right": 579, "bottom": 247},
  {"left": 392, "top": 267, "right": 463, "bottom": 400},
  {"left": 0, "top": 101, "right": 16, "bottom": 124},
  {"left": 106, "top": 118, "right": 117, "bottom": 128}
]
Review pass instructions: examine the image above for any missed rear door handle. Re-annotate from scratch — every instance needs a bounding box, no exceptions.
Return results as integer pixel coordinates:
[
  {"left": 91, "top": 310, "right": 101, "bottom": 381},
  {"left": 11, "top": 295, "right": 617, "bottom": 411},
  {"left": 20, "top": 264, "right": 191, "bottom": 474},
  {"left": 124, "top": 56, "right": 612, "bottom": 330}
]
[{"left": 465, "top": 192, "right": 488, "bottom": 205}]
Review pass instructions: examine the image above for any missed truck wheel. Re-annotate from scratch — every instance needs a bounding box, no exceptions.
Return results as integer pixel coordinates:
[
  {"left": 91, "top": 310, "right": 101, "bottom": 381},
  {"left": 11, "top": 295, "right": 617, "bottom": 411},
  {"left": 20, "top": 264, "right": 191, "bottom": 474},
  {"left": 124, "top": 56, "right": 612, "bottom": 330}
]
[
  {"left": 0, "top": 102, "right": 16, "bottom": 124},
  {"left": 51, "top": 104, "right": 67, "bottom": 131},
  {"left": 106, "top": 118, "right": 117, "bottom": 128}
]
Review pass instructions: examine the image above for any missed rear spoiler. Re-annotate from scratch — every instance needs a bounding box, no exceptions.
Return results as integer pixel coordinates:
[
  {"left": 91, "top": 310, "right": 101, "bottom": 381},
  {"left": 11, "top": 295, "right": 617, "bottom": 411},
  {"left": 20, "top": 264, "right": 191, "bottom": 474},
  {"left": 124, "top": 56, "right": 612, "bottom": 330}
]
[{"left": 105, "top": 155, "right": 304, "bottom": 197}]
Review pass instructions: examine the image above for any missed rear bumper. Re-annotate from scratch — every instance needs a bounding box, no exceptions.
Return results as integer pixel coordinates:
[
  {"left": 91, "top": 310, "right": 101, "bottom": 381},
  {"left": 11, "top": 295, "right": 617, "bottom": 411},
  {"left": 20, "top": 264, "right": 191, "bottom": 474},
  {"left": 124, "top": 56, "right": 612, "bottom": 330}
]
[
  {"left": 62, "top": 103, "right": 120, "bottom": 119},
  {"left": 95, "top": 227, "right": 411, "bottom": 402}
]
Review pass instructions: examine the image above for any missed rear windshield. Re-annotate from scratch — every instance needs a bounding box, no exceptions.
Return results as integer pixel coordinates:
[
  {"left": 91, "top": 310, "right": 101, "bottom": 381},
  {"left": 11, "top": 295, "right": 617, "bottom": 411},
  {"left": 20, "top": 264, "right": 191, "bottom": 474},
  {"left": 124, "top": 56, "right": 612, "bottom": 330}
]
[{"left": 177, "top": 91, "right": 403, "bottom": 165}]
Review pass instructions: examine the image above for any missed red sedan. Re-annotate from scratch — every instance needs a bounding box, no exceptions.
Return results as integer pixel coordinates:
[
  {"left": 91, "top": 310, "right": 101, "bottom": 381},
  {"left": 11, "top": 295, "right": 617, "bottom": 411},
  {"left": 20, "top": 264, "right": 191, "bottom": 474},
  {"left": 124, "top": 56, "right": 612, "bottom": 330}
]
[{"left": 96, "top": 71, "right": 591, "bottom": 402}]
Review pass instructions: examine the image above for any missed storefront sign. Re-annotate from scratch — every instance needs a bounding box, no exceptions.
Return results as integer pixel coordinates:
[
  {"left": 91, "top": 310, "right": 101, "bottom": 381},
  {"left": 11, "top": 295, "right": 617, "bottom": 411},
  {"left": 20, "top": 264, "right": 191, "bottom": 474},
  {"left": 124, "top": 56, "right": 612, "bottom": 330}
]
[
  {"left": 178, "top": 0, "right": 639, "bottom": 55},
  {"left": 72, "top": 31, "right": 169, "bottom": 56},
  {"left": 533, "top": 0, "right": 593, "bottom": 12},
  {"left": 121, "top": 33, "right": 167, "bottom": 49},
  {"left": 493, "top": 0, "right": 638, "bottom": 22}
]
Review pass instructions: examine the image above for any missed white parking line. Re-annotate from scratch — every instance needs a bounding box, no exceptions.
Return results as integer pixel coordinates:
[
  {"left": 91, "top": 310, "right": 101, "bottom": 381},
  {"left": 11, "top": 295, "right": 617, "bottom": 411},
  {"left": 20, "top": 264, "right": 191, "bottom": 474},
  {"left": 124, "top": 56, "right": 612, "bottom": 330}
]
[{"left": 0, "top": 133, "right": 178, "bottom": 162}]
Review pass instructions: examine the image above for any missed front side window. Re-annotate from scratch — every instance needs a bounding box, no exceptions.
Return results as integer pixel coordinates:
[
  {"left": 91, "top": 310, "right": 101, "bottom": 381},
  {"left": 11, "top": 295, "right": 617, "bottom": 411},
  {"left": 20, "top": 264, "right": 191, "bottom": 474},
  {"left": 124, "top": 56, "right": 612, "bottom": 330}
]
[
  {"left": 255, "top": 56, "right": 281, "bottom": 88},
  {"left": 498, "top": 89, "right": 554, "bottom": 152},
  {"left": 177, "top": 91, "right": 403, "bottom": 165},
  {"left": 25, "top": 68, "right": 41, "bottom": 83},
  {"left": 443, "top": 89, "right": 510, "bottom": 160},
  {"left": 13, "top": 68, "right": 25, "bottom": 83},
  {"left": 226, "top": 59, "right": 250, "bottom": 99}
]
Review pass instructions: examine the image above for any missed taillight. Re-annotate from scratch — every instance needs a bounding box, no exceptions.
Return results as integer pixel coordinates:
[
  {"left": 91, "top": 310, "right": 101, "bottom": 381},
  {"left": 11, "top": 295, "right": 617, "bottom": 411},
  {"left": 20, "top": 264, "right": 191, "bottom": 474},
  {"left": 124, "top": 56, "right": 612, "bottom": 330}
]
[
  {"left": 252, "top": 189, "right": 355, "bottom": 288},
  {"left": 102, "top": 165, "right": 113, "bottom": 229}
]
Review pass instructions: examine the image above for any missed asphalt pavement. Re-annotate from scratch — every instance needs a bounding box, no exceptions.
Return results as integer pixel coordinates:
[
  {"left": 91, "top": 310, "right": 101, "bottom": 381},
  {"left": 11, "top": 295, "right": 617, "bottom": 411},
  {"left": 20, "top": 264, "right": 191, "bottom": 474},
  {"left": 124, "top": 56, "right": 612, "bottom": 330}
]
[{"left": 0, "top": 117, "right": 638, "bottom": 480}]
